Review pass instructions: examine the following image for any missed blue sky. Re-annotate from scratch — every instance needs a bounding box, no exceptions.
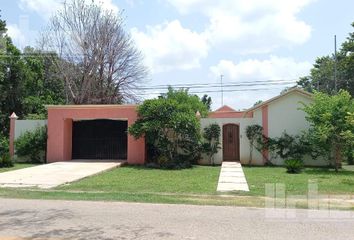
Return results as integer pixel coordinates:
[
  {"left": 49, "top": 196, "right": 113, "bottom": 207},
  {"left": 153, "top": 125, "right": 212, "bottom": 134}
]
[{"left": 1, "top": 0, "right": 354, "bottom": 109}]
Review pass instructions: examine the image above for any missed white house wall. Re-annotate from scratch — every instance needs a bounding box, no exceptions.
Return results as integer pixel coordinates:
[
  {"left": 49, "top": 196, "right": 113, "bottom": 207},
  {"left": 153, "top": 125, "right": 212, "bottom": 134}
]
[
  {"left": 267, "top": 92, "right": 309, "bottom": 165},
  {"left": 267, "top": 93, "right": 326, "bottom": 166},
  {"left": 201, "top": 91, "right": 328, "bottom": 166},
  {"left": 267, "top": 92, "right": 311, "bottom": 138}
]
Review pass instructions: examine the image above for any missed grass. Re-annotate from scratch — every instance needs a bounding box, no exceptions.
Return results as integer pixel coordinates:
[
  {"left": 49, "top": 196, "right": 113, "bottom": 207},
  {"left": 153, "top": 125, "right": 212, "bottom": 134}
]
[
  {"left": 59, "top": 165, "right": 221, "bottom": 194},
  {"left": 0, "top": 163, "right": 353, "bottom": 210},
  {"left": 0, "top": 163, "right": 36, "bottom": 173},
  {"left": 59, "top": 164, "right": 354, "bottom": 197},
  {"left": 243, "top": 166, "right": 354, "bottom": 196}
]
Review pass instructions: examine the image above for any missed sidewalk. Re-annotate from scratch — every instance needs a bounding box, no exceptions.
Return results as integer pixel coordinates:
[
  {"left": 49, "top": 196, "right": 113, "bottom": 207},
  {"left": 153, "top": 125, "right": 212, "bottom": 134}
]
[{"left": 217, "top": 162, "right": 249, "bottom": 192}]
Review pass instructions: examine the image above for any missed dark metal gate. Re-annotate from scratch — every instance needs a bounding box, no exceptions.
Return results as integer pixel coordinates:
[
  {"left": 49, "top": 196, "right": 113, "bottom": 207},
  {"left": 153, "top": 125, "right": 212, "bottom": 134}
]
[{"left": 72, "top": 119, "right": 127, "bottom": 160}]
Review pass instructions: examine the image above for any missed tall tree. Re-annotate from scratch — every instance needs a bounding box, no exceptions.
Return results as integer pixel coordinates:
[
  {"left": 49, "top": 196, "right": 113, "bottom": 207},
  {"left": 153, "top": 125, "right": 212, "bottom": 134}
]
[
  {"left": 0, "top": 15, "right": 65, "bottom": 135},
  {"left": 21, "top": 47, "right": 66, "bottom": 118},
  {"left": 340, "top": 22, "right": 354, "bottom": 95},
  {"left": 298, "top": 22, "right": 354, "bottom": 96},
  {"left": 0, "top": 10, "right": 6, "bottom": 52},
  {"left": 0, "top": 32, "right": 26, "bottom": 135},
  {"left": 40, "top": 0, "right": 147, "bottom": 104},
  {"left": 302, "top": 90, "right": 353, "bottom": 171}
]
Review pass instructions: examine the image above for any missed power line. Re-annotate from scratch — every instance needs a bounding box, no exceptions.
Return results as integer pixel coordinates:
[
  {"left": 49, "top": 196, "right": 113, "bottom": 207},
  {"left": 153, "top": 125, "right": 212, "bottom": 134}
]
[
  {"left": 134, "top": 86, "right": 291, "bottom": 96},
  {"left": 220, "top": 74, "right": 224, "bottom": 106},
  {"left": 135, "top": 80, "right": 297, "bottom": 90},
  {"left": 135, "top": 79, "right": 298, "bottom": 89}
]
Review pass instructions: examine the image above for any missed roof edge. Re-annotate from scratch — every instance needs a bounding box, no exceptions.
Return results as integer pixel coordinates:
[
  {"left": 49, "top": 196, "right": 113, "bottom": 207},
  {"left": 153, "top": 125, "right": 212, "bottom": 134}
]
[
  {"left": 243, "top": 88, "right": 313, "bottom": 115},
  {"left": 46, "top": 104, "right": 138, "bottom": 109}
]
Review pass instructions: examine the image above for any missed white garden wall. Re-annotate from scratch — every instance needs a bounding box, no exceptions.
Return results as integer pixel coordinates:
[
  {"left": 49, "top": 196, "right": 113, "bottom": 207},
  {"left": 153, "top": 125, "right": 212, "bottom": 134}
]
[
  {"left": 14, "top": 120, "right": 47, "bottom": 140},
  {"left": 200, "top": 118, "right": 265, "bottom": 165}
]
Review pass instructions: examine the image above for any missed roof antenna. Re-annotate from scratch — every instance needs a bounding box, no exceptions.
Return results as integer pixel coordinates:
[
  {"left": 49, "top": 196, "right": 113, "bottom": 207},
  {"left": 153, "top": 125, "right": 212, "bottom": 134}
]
[{"left": 220, "top": 74, "right": 224, "bottom": 106}]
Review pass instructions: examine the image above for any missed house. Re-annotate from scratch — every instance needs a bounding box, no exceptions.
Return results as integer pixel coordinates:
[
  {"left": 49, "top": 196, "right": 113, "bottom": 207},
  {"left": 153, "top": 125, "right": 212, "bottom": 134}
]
[
  {"left": 199, "top": 88, "right": 323, "bottom": 166},
  {"left": 9, "top": 88, "right": 321, "bottom": 166}
]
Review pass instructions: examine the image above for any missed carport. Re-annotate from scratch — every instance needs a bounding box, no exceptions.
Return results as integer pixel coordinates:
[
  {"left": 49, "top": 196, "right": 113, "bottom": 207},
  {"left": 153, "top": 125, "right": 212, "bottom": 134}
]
[
  {"left": 72, "top": 119, "right": 128, "bottom": 160},
  {"left": 46, "top": 105, "right": 145, "bottom": 164}
]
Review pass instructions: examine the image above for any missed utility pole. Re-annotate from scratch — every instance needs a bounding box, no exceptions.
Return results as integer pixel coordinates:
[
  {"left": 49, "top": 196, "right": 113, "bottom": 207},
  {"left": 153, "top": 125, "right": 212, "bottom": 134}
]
[
  {"left": 334, "top": 35, "right": 337, "bottom": 93},
  {"left": 220, "top": 74, "right": 224, "bottom": 106}
]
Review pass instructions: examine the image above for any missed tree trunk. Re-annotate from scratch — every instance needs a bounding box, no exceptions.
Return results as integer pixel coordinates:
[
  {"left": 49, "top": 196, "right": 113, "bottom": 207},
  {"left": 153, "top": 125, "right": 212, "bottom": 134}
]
[{"left": 334, "top": 144, "right": 342, "bottom": 172}]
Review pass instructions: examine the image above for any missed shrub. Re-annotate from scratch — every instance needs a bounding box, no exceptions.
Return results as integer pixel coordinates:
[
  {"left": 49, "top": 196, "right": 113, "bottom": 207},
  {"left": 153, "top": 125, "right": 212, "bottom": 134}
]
[
  {"left": 129, "top": 87, "right": 208, "bottom": 169},
  {"left": 245, "top": 125, "right": 264, "bottom": 165},
  {"left": 347, "top": 152, "right": 354, "bottom": 165},
  {"left": 202, "top": 123, "right": 221, "bottom": 165},
  {"left": 0, "top": 153, "right": 13, "bottom": 168},
  {"left": 0, "top": 135, "right": 9, "bottom": 157},
  {"left": 284, "top": 159, "right": 304, "bottom": 174},
  {"left": 15, "top": 126, "right": 47, "bottom": 163}
]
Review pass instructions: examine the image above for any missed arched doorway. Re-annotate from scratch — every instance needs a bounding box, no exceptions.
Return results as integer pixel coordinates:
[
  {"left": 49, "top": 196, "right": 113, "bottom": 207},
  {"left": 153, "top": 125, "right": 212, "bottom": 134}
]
[{"left": 222, "top": 124, "right": 240, "bottom": 161}]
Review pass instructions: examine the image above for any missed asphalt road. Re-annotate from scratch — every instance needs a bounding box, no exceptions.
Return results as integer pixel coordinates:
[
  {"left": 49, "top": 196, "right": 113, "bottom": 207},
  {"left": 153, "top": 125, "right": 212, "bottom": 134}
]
[{"left": 0, "top": 198, "right": 353, "bottom": 240}]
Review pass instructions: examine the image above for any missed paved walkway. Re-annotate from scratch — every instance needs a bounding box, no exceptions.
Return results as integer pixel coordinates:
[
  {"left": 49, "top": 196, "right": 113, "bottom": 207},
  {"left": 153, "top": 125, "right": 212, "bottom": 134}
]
[
  {"left": 217, "top": 162, "right": 249, "bottom": 192},
  {"left": 0, "top": 161, "right": 122, "bottom": 189}
]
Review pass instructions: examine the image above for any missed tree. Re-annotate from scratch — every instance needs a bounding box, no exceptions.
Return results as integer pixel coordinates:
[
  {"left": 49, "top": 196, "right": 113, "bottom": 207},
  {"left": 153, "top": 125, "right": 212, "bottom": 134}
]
[
  {"left": 21, "top": 47, "right": 65, "bottom": 118},
  {"left": 201, "top": 94, "right": 212, "bottom": 111},
  {"left": 342, "top": 112, "right": 354, "bottom": 165},
  {"left": 0, "top": 33, "right": 26, "bottom": 135},
  {"left": 340, "top": 22, "right": 354, "bottom": 96},
  {"left": 0, "top": 10, "right": 6, "bottom": 53},
  {"left": 129, "top": 87, "right": 208, "bottom": 167},
  {"left": 253, "top": 100, "right": 263, "bottom": 107},
  {"left": 0, "top": 16, "right": 65, "bottom": 135},
  {"left": 40, "top": 0, "right": 147, "bottom": 104},
  {"left": 245, "top": 125, "right": 263, "bottom": 165},
  {"left": 302, "top": 90, "right": 353, "bottom": 171},
  {"left": 202, "top": 123, "right": 221, "bottom": 165},
  {"left": 298, "top": 22, "right": 354, "bottom": 96}
]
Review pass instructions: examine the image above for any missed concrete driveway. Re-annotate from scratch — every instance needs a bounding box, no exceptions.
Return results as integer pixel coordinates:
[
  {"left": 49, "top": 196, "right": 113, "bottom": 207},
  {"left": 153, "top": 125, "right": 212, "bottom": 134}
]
[{"left": 0, "top": 161, "right": 123, "bottom": 189}]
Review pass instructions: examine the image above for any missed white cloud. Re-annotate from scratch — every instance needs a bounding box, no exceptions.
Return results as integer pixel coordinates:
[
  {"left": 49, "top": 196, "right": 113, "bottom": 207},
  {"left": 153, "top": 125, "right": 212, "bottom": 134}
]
[
  {"left": 168, "top": 0, "right": 314, "bottom": 52},
  {"left": 93, "top": 0, "right": 119, "bottom": 13},
  {"left": 210, "top": 56, "right": 311, "bottom": 81},
  {"left": 131, "top": 20, "right": 209, "bottom": 73},
  {"left": 19, "top": 0, "right": 119, "bottom": 20},
  {"left": 7, "top": 24, "right": 26, "bottom": 46},
  {"left": 209, "top": 56, "right": 312, "bottom": 109},
  {"left": 19, "top": 0, "right": 62, "bottom": 19}
]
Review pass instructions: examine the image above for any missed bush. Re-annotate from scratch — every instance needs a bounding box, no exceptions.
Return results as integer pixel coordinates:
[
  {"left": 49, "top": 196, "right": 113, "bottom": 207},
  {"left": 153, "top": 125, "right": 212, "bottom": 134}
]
[
  {"left": 284, "top": 159, "right": 304, "bottom": 174},
  {"left": 202, "top": 123, "right": 221, "bottom": 165},
  {"left": 0, "top": 153, "right": 13, "bottom": 168},
  {"left": 155, "top": 154, "right": 193, "bottom": 170},
  {"left": 15, "top": 126, "right": 47, "bottom": 163},
  {"left": 129, "top": 87, "right": 208, "bottom": 169},
  {"left": 0, "top": 135, "right": 9, "bottom": 157}
]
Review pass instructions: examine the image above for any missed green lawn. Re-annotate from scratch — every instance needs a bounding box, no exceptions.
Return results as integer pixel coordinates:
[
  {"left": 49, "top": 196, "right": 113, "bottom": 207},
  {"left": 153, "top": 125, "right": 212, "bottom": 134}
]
[
  {"left": 60, "top": 164, "right": 354, "bottom": 197},
  {"left": 0, "top": 163, "right": 36, "bottom": 173},
  {"left": 59, "top": 165, "right": 221, "bottom": 194},
  {"left": 243, "top": 166, "right": 354, "bottom": 196},
  {"left": 0, "top": 163, "right": 353, "bottom": 210}
]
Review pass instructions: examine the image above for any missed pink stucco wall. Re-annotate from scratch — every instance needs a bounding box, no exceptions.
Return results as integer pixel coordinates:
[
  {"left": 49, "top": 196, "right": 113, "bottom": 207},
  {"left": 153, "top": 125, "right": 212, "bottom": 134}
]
[
  {"left": 46, "top": 105, "right": 145, "bottom": 164},
  {"left": 261, "top": 105, "right": 269, "bottom": 163}
]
